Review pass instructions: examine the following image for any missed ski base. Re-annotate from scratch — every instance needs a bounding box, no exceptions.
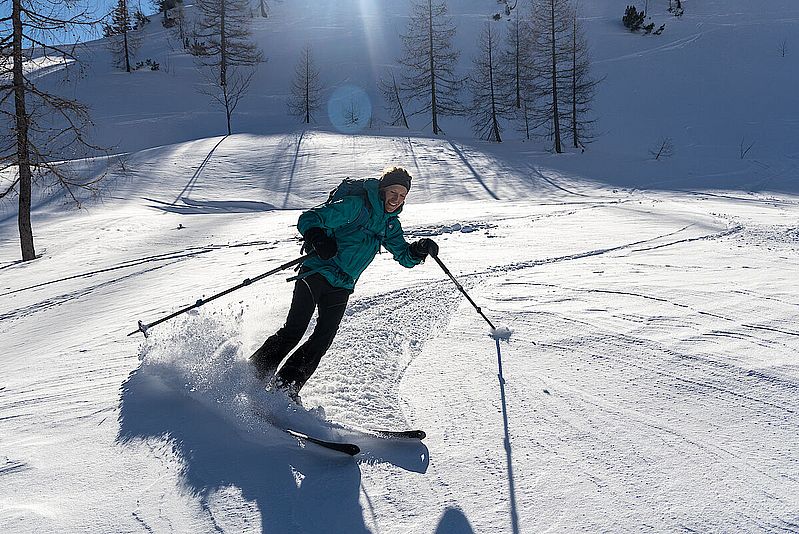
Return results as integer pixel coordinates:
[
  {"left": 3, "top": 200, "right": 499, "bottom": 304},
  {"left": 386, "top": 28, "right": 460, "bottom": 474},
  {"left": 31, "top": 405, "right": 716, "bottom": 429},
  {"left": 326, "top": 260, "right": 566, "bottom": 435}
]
[
  {"left": 335, "top": 425, "right": 426, "bottom": 441},
  {"left": 365, "top": 428, "right": 426, "bottom": 440},
  {"left": 283, "top": 427, "right": 360, "bottom": 456}
]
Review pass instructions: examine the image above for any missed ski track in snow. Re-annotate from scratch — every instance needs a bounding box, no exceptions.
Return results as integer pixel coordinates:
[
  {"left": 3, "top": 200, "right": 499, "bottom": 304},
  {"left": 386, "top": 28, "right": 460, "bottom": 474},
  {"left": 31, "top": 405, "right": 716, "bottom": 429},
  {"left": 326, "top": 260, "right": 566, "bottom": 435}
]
[
  {"left": 0, "top": 261, "right": 181, "bottom": 326},
  {"left": 3, "top": 140, "right": 799, "bottom": 532},
  {"left": 5, "top": 0, "right": 799, "bottom": 530},
  {"left": 304, "top": 280, "right": 462, "bottom": 429},
  {"left": 389, "top": 193, "right": 799, "bottom": 530},
  {"left": 4, "top": 186, "right": 799, "bottom": 531}
]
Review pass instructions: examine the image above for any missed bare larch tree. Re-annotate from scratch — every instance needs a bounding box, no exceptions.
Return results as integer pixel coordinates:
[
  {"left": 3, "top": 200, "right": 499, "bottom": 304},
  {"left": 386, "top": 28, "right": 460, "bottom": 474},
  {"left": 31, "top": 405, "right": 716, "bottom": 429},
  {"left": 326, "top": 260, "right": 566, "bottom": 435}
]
[
  {"left": 1, "top": 0, "right": 105, "bottom": 261},
  {"left": 469, "top": 22, "right": 514, "bottom": 142},
  {"left": 378, "top": 70, "right": 409, "bottom": 128},
  {"left": 104, "top": 0, "right": 137, "bottom": 72},
  {"left": 192, "top": 0, "right": 263, "bottom": 135},
  {"left": 499, "top": 5, "right": 538, "bottom": 139},
  {"left": 287, "top": 46, "right": 322, "bottom": 124},
  {"left": 398, "top": 0, "right": 465, "bottom": 135},
  {"left": 163, "top": 0, "right": 189, "bottom": 49},
  {"left": 531, "top": 0, "right": 573, "bottom": 153},
  {"left": 563, "top": 9, "right": 599, "bottom": 149},
  {"left": 501, "top": 6, "right": 535, "bottom": 110}
]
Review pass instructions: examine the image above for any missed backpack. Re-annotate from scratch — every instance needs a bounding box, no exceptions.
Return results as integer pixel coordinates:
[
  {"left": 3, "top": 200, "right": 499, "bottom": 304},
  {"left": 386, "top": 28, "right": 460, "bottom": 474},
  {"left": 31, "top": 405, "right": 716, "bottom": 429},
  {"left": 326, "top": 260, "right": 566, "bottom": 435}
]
[
  {"left": 325, "top": 177, "right": 373, "bottom": 236},
  {"left": 297, "top": 177, "right": 390, "bottom": 263}
]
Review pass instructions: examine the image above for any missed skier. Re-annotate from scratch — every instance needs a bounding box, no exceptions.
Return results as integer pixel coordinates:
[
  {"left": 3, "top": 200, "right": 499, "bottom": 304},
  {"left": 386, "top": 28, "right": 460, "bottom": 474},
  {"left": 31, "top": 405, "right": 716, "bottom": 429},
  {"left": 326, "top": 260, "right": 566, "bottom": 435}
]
[{"left": 249, "top": 167, "right": 439, "bottom": 402}]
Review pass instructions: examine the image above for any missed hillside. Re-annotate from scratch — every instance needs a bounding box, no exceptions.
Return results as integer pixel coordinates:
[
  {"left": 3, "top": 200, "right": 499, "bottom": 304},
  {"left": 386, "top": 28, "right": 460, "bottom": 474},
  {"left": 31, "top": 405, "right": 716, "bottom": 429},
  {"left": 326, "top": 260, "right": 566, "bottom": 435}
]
[{"left": 13, "top": 0, "right": 799, "bottom": 167}]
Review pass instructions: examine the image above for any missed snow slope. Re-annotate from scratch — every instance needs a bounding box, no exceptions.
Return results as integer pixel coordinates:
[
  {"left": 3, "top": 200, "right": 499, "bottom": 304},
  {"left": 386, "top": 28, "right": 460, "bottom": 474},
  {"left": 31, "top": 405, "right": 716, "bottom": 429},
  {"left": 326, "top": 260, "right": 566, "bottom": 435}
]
[
  {"left": 2, "top": 0, "right": 799, "bottom": 532},
  {"left": 16, "top": 0, "right": 799, "bottom": 172}
]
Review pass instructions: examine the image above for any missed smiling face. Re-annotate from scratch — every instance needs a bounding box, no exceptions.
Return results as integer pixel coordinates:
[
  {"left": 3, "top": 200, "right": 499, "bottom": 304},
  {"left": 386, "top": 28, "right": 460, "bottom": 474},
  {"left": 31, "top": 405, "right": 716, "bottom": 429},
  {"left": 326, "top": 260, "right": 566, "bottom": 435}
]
[{"left": 382, "top": 184, "right": 408, "bottom": 213}]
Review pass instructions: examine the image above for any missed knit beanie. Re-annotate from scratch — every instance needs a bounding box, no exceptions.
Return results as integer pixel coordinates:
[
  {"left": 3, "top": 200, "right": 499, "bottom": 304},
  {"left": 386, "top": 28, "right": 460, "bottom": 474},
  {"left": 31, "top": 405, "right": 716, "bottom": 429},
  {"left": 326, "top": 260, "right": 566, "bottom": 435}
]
[{"left": 378, "top": 167, "right": 412, "bottom": 192}]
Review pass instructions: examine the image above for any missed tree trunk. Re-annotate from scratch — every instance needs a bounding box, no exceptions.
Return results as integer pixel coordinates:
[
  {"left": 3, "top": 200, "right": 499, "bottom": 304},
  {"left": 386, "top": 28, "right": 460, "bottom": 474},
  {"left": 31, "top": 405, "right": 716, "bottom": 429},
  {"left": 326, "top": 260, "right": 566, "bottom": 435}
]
[
  {"left": 220, "top": 0, "right": 230, "bottom": 133},
  {"left": 220, "top": 0, "right": 227, "bottom": 88},
  {"left": 223, "top": 84, "right": 232, "bottom": 135},
  {"left": 488, "top": 25, "right": 501, "bottom": 142},
  {"left": 305, "top": 56, "right": 310, "bottom": 123},
  {"left": 123, "top": 28, "right": 131, "bottom": 72},
  {"left": 428, "top": 0, "right": 439, "bottom": 135},
  {"left": 514, "top": 13, "right": 521, "bottom": 108},
  {"left": 12, "top": 0, "right": 36, "bottom": 261},
  {"left": 550, "top": 0, "right": 562, "bottom": 153},
  {"left": 571, "top": 14, "right": 578, "bottom": 148}
]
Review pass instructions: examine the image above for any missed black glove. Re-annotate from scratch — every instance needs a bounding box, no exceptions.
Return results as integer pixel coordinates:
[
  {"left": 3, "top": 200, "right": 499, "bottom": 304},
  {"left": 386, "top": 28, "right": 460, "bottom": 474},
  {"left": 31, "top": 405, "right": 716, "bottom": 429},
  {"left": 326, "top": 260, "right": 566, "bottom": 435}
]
[
  {"left": 409, "top": 238, "right": 439, "bottom": 260},
  {"left": 303, "top": 227, "right": 338, "bottom": 260}
]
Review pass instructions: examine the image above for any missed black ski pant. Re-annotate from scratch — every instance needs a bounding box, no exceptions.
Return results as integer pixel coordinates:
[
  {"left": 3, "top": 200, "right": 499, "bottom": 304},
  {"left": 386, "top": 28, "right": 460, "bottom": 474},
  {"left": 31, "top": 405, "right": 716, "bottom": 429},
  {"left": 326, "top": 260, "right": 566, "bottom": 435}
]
[{"left": 252, "top": 270, "right": 351, "bottom": 393}]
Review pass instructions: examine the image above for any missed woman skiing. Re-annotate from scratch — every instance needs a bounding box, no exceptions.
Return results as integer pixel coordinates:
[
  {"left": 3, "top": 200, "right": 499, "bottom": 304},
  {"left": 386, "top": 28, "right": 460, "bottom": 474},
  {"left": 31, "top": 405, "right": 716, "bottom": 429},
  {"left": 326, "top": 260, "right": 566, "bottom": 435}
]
[{"left": 249, "top": 167, "right": 438, "bottom": 401}]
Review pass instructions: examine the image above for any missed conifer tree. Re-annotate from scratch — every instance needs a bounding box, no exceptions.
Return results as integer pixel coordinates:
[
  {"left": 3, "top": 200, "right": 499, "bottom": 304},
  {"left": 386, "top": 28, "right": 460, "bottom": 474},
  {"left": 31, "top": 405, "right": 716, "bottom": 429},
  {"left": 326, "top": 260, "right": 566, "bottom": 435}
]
[
  {"left": 287, "top": 46, "right": 323, "bottom": 124},
  {"left": 622, "top": 5, "right": 645, "bottom": 31},
  {"left": 563, "top": 9, "right": 599, "bottom": 148},
  {"left": 469, "top": 22, "right": 514, "bottom": 142},
  {"left": 531, "top": 0, "right": 572, "bottom": 152},
  {"left": 530, "top": 0, "right": 598, "bottom": 151},
  {"left": 499, "top": 5, "right": 539, "bottom": 139},
  {"left": 379, "top": 70, "right": 409, "bottom": 128},
  {"left": 398, "top": 0, "right": 465, "bottom": 134},
  {"left": 158, "top": 0, "right": 187, "bottom": 46},
  {"left": 192, "top": 0, "right": 263, "bottom": 134},
  {"left": 155, "top": 0, "right": 182, "bottom": 27},
  {"left": 133, "top": 8, "right": 150, "bottom": 30},
  {"left": 500, "top": 6, "right": 536, "bottom": 111},
  {"left": 105, "top": 0, "right": 136, "bottom": 72}
]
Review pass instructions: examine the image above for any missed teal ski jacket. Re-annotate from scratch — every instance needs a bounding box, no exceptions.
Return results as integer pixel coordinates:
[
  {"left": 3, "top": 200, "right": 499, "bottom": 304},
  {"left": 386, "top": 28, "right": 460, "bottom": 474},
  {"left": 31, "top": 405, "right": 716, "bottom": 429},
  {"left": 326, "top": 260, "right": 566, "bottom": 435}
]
[{"left": 297, "top": 179, "right": 421, "bottom": 290}]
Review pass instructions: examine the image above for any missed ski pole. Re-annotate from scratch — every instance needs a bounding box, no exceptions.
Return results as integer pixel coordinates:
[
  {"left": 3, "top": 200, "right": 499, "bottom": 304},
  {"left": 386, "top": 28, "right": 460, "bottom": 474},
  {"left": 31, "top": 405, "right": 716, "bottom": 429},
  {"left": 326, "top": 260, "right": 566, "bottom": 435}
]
[
  {"left": 128, "top": 252, "right": 314, "bottom": 337},
  {"left": 430, "top": 252, "right": 496, "bottom": 330}
]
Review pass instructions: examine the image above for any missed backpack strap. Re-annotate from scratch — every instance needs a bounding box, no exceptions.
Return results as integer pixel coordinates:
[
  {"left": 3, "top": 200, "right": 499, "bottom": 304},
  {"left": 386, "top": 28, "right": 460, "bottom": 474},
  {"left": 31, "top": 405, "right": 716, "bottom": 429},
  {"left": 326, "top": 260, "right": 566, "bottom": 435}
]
[{"left": 332, "top": 199, "right": 371, "bottom": 237}]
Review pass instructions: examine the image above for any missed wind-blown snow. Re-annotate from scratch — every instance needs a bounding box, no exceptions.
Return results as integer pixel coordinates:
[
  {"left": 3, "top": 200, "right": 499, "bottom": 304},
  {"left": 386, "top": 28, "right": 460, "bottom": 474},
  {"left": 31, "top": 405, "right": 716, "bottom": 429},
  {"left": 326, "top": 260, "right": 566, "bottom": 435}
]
[{"left": 1, "top": 0, "right": 799, "bottom": 532}]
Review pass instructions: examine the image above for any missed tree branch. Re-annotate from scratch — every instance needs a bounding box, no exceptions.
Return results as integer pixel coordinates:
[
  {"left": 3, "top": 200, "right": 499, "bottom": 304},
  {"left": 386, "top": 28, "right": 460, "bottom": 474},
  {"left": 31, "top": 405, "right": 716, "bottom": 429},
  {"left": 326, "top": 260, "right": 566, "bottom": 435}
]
[{"left": 0, "top": 176, "right": 20, "bottom": 199}]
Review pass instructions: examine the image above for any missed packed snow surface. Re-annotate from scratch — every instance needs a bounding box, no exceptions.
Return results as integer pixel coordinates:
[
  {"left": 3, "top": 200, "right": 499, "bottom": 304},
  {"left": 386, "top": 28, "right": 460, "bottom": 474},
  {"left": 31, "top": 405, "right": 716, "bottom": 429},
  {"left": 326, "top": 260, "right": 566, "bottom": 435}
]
[
  {"left": 2, "top": 0, "right": 799, "bottom": 532},
  {"left": 2, "top": 129, "right": 798, "bottom": 532}
]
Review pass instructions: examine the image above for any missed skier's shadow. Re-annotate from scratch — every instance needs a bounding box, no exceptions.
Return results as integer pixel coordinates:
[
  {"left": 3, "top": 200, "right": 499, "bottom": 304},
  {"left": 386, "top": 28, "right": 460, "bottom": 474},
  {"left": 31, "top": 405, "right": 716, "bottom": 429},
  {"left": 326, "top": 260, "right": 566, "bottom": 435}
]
[{"left": 118, "top": 368, "right": 385, "bottom": 532}]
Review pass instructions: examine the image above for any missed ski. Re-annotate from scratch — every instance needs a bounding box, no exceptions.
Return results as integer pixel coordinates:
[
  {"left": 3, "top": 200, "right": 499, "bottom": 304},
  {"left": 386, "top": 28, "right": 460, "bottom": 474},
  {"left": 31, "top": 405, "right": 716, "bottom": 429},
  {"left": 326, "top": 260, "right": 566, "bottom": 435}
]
[
  {"left": 283, "top": 427, "right": 360, "bottom": 456},
  {"left": 365, "top": 428, "right": 426, "bottom": 440},
  {"left": 253, "top": 408, "right": 360, "bottom": 456},
  {"left": 335, "top": 425, "right": 426, "bottom": 441}
]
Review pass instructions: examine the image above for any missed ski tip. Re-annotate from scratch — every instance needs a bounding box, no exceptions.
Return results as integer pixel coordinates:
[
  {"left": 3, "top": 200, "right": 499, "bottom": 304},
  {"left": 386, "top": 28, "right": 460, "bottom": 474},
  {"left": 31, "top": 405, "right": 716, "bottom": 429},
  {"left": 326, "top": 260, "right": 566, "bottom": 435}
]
[
  {"left": 400, "top": 429, "right": 425, "bottom": 440},
  {"left": 342, "top": 444, "right": 361, "bottom": 456},
  {"left": 284, "top": 428, "right": 360, "bottom": 456},
  {"left": 320, "top": 441, "right": 360, "bottom": 456}
]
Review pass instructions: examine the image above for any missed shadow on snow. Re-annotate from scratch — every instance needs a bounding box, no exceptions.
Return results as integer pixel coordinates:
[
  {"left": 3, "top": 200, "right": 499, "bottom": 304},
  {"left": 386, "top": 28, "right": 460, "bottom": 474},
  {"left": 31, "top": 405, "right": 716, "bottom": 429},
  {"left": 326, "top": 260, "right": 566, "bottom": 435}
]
[{"left": 117, "top": 363, "right": 429, "bottom": 531}]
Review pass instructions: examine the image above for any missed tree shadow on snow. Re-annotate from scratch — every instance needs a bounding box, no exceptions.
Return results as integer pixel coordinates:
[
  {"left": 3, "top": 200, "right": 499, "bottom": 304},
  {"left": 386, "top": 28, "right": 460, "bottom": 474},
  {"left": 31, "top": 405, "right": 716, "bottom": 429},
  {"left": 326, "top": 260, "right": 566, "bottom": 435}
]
[
  {"left": 143, "top": 196, "right": 278, "bottom": 214},
  {"left": 118, "top": 367, "right": 370, "bottom": 532}
]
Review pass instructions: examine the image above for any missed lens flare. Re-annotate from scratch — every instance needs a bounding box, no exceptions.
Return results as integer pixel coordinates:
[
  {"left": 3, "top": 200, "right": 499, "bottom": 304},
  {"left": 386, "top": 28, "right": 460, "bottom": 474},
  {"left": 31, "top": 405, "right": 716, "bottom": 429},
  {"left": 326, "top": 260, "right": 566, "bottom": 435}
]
[{"left": 327, "top": 85, "right": 372, "bottom": 134}]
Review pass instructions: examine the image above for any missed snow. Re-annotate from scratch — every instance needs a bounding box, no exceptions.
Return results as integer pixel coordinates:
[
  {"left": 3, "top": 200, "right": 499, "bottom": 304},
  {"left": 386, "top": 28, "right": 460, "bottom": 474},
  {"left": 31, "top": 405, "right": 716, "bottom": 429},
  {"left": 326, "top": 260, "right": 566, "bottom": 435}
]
[
  {"left": 489, "top": 326, "right": 514, "bottom": 341},
  {"left": 2, "top": 0, "right": 799, "bottom": 532}
]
